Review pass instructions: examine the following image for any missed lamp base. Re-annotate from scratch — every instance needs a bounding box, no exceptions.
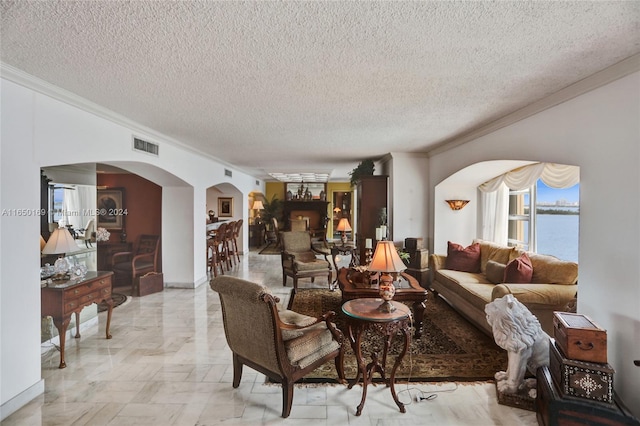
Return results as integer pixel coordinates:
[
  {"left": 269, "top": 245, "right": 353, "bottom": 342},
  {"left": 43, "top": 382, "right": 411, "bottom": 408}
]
[{"left": 377, "top": 300, "right": 396, "bottom": 313}]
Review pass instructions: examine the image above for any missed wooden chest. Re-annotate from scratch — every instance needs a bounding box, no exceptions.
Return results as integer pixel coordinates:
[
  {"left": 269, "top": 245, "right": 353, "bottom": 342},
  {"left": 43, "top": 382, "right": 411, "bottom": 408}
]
[
  {"left": 135, "top": 272, "right": 164, "bottom": 297},
  {"left": 536, "top": 365, "right": 640, "bottom": 426},
  {"left": 553, "top": 311, "right": 607, "bottom": 363},
  {"left": 549, "top": 338, "right": 614, "bottom": 404}
]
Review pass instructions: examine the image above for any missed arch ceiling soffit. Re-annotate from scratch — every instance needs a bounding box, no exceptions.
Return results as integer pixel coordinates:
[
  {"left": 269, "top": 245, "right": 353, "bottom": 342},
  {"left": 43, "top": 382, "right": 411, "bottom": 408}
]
[{"left": 101, "top": 161, "right": 190, "bottom": 188}]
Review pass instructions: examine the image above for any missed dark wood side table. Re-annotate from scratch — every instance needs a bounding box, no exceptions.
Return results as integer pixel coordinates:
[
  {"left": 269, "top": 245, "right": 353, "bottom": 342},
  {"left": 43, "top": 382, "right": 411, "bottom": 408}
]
[
  {"left": 342, "top": 298, "right": 411, "bottom": 416},
  {"left": 41, "top": 271, "right": 114, "bottom": 368},
  {"left": 329, "top": 244, "right": 359, "bottom": 290},
  {"left": 338, "top": 267, "right": 428, "bottom": 338}
]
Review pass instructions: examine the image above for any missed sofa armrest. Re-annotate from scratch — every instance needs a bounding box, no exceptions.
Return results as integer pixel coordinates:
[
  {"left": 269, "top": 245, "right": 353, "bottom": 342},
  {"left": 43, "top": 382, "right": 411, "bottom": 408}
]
[
  {"left": 429, "top": 254, "right": 447, "bottom": 271},
  {"left": 491, "top": 283, "right": 578, "bottom": 307}
]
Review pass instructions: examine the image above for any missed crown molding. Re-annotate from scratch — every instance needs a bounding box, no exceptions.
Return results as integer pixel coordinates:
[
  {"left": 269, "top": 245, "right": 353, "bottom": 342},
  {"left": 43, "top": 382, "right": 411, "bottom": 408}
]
[
  {"left": 427, "top": 53, "right": 640, "bottom": 157},
  {"left": 0, "top": 63, "right": 253, "bottom": 178}
]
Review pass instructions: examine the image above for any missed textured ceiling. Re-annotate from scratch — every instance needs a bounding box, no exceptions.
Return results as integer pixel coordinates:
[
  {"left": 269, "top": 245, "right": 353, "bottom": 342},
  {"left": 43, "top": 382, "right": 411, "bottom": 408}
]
[{"left": 1, "top": 1, "right": 639, "bottom": 181}]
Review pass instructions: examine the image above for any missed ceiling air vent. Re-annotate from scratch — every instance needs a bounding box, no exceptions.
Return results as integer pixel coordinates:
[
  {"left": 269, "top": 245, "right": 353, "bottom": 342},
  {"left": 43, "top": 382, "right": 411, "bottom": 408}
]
[
  {"left": 133, "top": 137, "right": 159, "bottom": 156},
  {"left": 225, "top": 169, "right": 232, "bottom": 177}
]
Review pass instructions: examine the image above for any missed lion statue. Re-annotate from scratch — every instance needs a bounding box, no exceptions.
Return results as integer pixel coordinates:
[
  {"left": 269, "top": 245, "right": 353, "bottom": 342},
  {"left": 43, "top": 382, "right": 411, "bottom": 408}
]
[{"left": 485, "top": 294, "right": 549, "bottom": 395}]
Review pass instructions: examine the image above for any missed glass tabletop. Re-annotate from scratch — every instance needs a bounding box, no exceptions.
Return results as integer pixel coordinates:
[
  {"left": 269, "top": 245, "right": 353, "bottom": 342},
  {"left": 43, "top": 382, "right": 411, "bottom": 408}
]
[{"left": 342, "top": 298, "right": 410, "bottom": 322}]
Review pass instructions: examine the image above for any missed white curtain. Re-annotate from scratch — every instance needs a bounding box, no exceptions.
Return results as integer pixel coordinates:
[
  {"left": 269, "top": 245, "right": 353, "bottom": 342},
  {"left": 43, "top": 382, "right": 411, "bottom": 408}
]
[
  {"left": 479, "top": 182, "right": 509, "bottom": 245},
  {"left": 479, "top": 163, "right": 579, "bottom": 192},
  {"left": 62, "top": 186, "right": 96, "bottom": 230},
  {"left": 478, "top": 162, "right": 579, "bottom": 244}
]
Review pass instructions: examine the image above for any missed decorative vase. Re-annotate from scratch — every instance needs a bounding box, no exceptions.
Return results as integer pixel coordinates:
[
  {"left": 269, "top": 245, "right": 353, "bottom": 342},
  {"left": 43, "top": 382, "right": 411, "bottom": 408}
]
[{"left": 377, "top": 275, "right": 396, "bottom": 312}]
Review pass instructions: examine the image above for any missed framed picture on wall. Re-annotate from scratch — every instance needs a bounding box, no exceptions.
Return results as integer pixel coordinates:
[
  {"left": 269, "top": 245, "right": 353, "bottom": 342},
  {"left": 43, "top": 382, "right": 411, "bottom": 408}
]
[
  {"left": 218, "top": 197, "right": 233, "bottom": 217},
  {"left": 97, "top": 188, "right": 125, "bottom": 230}
]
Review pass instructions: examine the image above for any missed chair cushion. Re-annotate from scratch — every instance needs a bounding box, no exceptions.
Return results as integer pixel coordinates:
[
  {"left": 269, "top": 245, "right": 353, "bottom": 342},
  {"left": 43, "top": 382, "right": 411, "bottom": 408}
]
[
  {"left": 278, "top": 309, "right": 318, "bottom": 340},
  {"left": 283, "top": 324, "right": 340, "bottom": 369},
  {"left": 295, "top": 251, "right": 318, "bottom": 263},
  {"left": 294, "top": 258, "right": 329, "bottom": 271}
]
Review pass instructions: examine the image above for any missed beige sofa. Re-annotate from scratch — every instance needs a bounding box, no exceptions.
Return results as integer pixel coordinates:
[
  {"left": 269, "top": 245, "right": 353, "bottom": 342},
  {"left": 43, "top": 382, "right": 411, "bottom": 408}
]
[{"left": 429, "top": 239, "right": 578, "bottom": 335}]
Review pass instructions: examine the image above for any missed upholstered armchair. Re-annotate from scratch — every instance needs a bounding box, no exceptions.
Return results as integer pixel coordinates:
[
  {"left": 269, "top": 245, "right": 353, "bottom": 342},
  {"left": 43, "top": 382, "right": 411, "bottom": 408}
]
[
  {"left": 280, "top": 231, "right": 332, "bottom": 293},
  {"left": 210, "top": 276, "right": 345, "bottom": 418},
  {"left": 112, "top": 234, "right": 160, "bottom": 291}
]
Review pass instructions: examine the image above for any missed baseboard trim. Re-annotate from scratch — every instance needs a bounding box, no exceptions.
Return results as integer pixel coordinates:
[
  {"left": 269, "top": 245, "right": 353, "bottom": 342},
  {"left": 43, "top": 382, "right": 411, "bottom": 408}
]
[
  {"left": 0, "top": 379, "right": 44, "bottom": 421},
  {"left": 165, "top": 276, "right": 208, "bottom": 289}
]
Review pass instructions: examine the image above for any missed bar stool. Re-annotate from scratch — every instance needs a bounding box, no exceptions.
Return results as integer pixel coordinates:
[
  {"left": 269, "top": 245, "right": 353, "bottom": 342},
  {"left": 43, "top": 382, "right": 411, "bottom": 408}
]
[
  {"left": 211, "top": 222, "right": 229, "bottom": 274},
  {"left": 207, "top": 235, "right": 224, "bottom": 277},
  {"left": 223, "top": 221, "right": 236, "bottom": 268},
  {"left": 231, "top": 219, "right": 243, "bottom": 264}
]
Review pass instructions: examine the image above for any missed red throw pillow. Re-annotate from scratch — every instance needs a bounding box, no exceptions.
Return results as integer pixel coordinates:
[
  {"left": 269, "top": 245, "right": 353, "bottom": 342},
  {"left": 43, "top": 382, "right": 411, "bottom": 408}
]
[
  {"left": 504, "top": 252, "right": 533, "bottom": 283},
  {"left": 445, "top": 241, "right": 481, "bottom": 273}
]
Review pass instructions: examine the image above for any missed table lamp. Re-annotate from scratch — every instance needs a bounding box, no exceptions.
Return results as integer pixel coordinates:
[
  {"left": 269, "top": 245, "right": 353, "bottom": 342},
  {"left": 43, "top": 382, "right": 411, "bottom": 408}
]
[
  {"left": 42, "top": 226, "right": 80, "bottom": 278},
  {"left": 369, "top": 240, "right": 406, "bottom": 312},
  {"left": 336, "top": 218, "right": 351, "bottom": 245},
  {"left": 252, "top": 200, "right": 264, "bottom": 224}
]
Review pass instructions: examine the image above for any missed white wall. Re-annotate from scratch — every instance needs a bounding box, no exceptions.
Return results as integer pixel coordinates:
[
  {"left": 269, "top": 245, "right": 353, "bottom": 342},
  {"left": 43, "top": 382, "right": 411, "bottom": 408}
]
[
  {"left": 387, "top": 152, "right": 430, "bottom": 247},
  {"left": 427, "top": 71, "right": 640, "bottom": 414},
  {"left": 0, "top": 77, "right": 262, "bottom": 418}
]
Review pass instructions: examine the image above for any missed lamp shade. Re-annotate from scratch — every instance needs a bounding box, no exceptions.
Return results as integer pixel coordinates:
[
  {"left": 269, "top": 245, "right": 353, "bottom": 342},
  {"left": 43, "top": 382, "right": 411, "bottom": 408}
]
[
  {"left": 369, "top": 241, "right": 406, "bottom": 273},
  {"left": 252, "top": 200, "right": 264, "bottom": 210},
  {"left": 335, "top": 218, "right": 352, "bottom": 232},
  {"left": 40, "top": 235, "right": 46, "bottom": 251},
  {"left": 41, "top": 227, "right": 79, "bottom": 255}
]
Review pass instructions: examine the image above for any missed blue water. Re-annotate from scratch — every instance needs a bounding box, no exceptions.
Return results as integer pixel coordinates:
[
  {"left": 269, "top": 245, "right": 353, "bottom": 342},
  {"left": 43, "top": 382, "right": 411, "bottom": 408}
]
[{"left": 536, "top": 214, "right": 579, "bottom": 262}]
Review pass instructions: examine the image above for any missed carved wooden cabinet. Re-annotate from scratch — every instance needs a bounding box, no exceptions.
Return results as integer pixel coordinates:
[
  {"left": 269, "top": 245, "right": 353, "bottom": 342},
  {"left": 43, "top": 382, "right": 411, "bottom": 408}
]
[{"left": 356, "top": 175, "right": 388, "bottom": 263}]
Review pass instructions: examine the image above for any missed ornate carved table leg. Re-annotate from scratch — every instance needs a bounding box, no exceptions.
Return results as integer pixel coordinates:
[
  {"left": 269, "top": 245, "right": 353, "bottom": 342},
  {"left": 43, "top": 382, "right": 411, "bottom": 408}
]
[
  {"left": 389, "top": 323, "right": 410, "bottom": 413},
  {"left": 52, "top": 316, "right": 71, "bottom": 369}
]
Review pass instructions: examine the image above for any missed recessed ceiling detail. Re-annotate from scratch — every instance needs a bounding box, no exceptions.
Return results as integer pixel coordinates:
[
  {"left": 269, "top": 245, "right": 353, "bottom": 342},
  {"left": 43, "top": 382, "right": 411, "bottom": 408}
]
[{"left": 269, "top": 173, "right": 330, "bottom": 183}]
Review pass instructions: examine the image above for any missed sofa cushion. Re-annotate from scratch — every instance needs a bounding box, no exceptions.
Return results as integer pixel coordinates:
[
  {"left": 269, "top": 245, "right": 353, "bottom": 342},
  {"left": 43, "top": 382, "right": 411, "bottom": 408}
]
[
  {"left": 528, "top": 252, "right": 578, "bottom": 285},
  {"left": 474, "top": 239, "right": 517, "bottom": 273},
  {"left": 504, "top": 252, "right": 533, "bottom": 283},
  {"left": 486, "top": 260, "right": 506, "bottom": 284},
  {"left": 445, "top": 241, "right": 481, "bottom": 273}
]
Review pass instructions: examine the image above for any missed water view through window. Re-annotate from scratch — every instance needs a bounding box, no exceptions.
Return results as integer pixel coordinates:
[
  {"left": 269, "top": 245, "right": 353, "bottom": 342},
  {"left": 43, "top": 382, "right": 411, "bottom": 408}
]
[{"left": 535, "top": 181, "right": 579, "bottom": 262}]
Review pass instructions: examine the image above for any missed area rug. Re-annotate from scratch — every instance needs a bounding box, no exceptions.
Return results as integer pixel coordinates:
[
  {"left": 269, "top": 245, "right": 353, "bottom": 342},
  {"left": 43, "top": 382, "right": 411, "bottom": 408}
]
[
  {"left": 258, "top": 244, "right": 280, "bottom": 255},
  {"left": 286, "top": 288, "right": 507, "bottom": 383},
  {"left": 97, "top": 293, "right": 127, "bottom": 312}
]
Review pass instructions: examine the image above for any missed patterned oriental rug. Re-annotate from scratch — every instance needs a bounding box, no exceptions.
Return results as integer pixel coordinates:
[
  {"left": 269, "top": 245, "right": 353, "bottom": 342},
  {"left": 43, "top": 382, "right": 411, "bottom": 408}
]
[
  {"left": 286, "top": 288, "right": 507, "bottom": 383},
  {"left": 97, "top": 293, "right": 127, "bottom": 312}
]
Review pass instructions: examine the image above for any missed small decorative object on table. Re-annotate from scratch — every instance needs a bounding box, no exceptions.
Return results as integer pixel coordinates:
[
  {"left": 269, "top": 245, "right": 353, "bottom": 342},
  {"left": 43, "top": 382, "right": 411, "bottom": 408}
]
[
  {"left": 96, "top": 227, "right": 110, "bottom": 242},
  {"left": 368, "top": 240, "right": 406, "bottom": 313}
]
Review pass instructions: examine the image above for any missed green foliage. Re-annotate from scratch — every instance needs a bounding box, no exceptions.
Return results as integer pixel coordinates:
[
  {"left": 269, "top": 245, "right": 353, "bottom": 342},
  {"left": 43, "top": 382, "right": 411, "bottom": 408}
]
[
  {"left": 397, "top": 248, "right": 411, "bottom": 265},
  {"left": 349, "top": 159, "right": 375, "bottom": 187},
  {"left": 262, "top": 194, "right": 282, "bottom": 229}
]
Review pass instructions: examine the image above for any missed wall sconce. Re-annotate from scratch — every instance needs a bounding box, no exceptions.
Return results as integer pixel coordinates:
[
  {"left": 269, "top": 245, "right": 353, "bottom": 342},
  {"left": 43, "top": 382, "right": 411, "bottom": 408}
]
[{"left": 445, "top": 200, "right": 470, "bottom": 210}]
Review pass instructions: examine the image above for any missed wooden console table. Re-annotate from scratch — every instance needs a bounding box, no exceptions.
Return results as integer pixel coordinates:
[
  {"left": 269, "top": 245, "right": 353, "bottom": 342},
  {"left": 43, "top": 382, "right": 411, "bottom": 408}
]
[{"left": 41, "top": 271, "right": 114, "bottom": 368}]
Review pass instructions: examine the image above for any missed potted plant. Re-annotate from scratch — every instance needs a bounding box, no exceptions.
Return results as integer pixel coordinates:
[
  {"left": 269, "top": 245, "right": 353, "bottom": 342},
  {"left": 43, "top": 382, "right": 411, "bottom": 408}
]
[
  {"left": 349, "top": 159, "right": 375, "bottom": 187},
  {"left": 261, "top": 194, "right": 282, "bottom": 230}
]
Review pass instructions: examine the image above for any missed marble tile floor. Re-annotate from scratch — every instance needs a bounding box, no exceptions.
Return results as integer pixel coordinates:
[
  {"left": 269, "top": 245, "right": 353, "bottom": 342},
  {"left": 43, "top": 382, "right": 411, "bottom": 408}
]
[{"left": 4, "top": 250, "right": 537, "bottom": 425}]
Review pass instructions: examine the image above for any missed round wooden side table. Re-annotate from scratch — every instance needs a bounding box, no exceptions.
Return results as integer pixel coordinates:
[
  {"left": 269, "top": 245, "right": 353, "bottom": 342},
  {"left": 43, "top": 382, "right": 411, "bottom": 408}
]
[{"left": 342, "top": 298, "right": 411, "bottom": 416}]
